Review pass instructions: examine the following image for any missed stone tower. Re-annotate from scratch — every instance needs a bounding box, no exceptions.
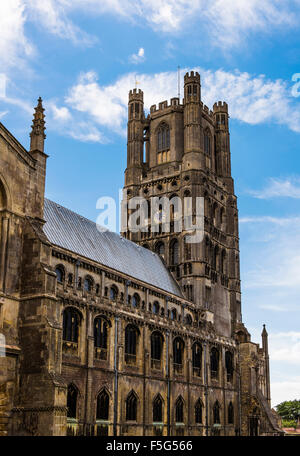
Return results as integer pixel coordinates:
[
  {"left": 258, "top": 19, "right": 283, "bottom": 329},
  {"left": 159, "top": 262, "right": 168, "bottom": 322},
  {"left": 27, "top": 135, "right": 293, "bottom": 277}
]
[{"left": 123, "top": 71, "right": 241, "bottom": 338}]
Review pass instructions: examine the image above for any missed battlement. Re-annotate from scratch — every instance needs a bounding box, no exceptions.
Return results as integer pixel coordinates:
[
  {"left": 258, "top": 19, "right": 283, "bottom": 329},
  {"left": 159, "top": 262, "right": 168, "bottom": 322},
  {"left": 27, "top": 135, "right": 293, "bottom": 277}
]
[
  {"left": 150, "top": 97, "right": 181, "bottom": 114},
  {"left": 184, "top": 71, "right": 200, "bottom": 84},
  {"left": 201, "top": 102, "right": 214, "bottom": 118},
  {"left": 213, "top": 101, "right": 228, "bottom": 113},
  {"left": 129, "top": 88, "right": 144, "bottom": 102}
]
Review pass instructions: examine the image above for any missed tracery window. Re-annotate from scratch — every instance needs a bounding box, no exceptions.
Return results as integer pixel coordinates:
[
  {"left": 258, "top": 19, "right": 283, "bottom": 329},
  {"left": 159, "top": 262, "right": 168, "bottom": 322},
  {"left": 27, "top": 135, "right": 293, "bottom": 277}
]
[
  {"left": 192, "top": 343, "right": 202, "bottom": 377},
  {"left": 132, "top": 293, "right": 140, "bottom": 308},
  {"left": 225, "top": 351, "right": 234, "bottom": 382},
  {"left": 67, "top": 384, "right": 78, "bottom": 419},
  {"left": 170, "top": 308, "right": 177, "bottom": 321},
  {"left": 228, "top": 402, "right": 234, "bottom": 424},
  {"left": 84, "top": 276, "right": 93, "bottom": 292},
  {"left": 210, "top": 347, "right": 219, "bottom": 379},
  {"left": 63, "top": 308, "right": 80, "bottom": 343},
  {"left": 151, "top": 331, "right": 163, "bottom": 366},
  {"left": 173, "top": 337, "right": 184, "bottom": 366},
  {"left": 125, "top": 325, "right": 138, "bottom": 364},
  {"left": 153, "top": 395, "right": 163, "bottom": 422},
  {"left": 126, "top": 391, "right": 137, "bottom": 421},
  {"left": 185, "top": 314, "right": 192, "bottom": 326},
  {"left": 175, "top": 397, "right": 184, "bottom": 423},
  {"left": 170, "top": 239, "right": 179, "bottom": 265},
  {"left": 110, "top": 285, "right": 118, "bottom": 300},
  {"left": 94, "top": 317, "right": 108, "bottom": 349},
  {"left": 96, "top": 390, "right": 109, "bottom": 421},
  {"left": 155, "top": 242, "right": 165, "bottom": 258},
  {"left": 153, "top": 301, "right": 160, "bottom": 315},
  {"left": 157, "top": 123, "right": 170, "bottom": 163},
  {"left": 195, "top": 399, "right": 203, "bottom": 424},
  {"left": 204, "top": 130, "right": 211, "bottom": 156},
  {"left": 55, "top": 265, "right": 64, "bottom": 283},
  {"left": 213, "top": 401, "right": 221, "bottom": 424},
  {"left": 157, "top": 123, "right": 170, "bottom": 151}
]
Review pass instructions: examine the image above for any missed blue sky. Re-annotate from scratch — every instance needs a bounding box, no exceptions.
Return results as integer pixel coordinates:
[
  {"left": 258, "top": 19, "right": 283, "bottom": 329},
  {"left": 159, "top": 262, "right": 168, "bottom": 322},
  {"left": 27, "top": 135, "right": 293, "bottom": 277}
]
[{"left": 1, "top": 0, "right": 300, "bottom": 407}]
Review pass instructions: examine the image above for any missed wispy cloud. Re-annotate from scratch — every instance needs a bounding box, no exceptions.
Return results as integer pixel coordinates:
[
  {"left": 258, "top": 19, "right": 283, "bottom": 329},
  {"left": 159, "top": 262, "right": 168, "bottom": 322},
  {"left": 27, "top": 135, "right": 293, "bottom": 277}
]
[
  {"left": 129, "top": 47, "right": 145, "bottom": 64},
  {"left": 24, "top": 1, "right": 300, "bottom": 48},
  {"left": 269, "top": 331, "right": 300, "bottom": 365},
  {"left": 53, "top": 67, "right": 300, "bottom": 143},
  {"left": 250, "top": 177, "right": 300, "bottom": 199},
  {"left": 46, "top": 99, "right": 105, "bottom": 143},
  {"left": 0, "top": 1, "right": 34, "bottom": 69},
  {"left": 3, "top": 0, "right": 300, "bottom": 75}
]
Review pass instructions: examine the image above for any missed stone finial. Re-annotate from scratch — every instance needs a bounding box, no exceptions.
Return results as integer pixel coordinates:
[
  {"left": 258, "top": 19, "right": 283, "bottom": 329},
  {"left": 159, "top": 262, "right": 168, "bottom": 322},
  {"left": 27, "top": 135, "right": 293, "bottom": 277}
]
[
  {"left": 262, "top": 324, "right": 268, "bottom": 337},
  {"left": 30, "top": 97, "right": 46, "bottom": 153}
]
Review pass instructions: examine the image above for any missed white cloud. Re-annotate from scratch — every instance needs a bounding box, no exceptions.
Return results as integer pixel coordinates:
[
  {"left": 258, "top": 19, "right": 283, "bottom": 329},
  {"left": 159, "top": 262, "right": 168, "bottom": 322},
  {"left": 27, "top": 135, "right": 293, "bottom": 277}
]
[
  {"left": 129, "top": 47, "right": 145, "bottom": 64},
  {"left": 49, "top": 103, "right": 72, "bottom": 122},
  {"left": 3, "top": 0, "right": 299, "bottom": 71},
  {"left": 24, "top": 0, "right": 96, "bottom": 46},
  {"left": 46, "top": 99, "right": 105, "bottom": 143},
  {"left": 269, "top": 332, "right": 300, "bottom": 365},
  {"left": 24, "top": 1, "right": 300, "bottom": 48},
  {"left": 65, "top": 71, "right": 127, "bottom": 132},
  {"left": 61, "top": 67, "right": 300, "bottom": 143},
  {"left": 250, "top": 177, "right": 300, "bottom": 199},
  {"left": 0, "top": 1, "right": 34, "bottom": 69},
  {"left": 271, "top": 379, "right": 300, "bottom": 406}
]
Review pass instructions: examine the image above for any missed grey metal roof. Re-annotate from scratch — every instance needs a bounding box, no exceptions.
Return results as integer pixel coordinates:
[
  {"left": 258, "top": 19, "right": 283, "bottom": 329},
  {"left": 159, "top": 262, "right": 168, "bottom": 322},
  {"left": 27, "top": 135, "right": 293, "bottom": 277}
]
[{"left": 43, "top": 198, "right": 182, "bottom": 297}]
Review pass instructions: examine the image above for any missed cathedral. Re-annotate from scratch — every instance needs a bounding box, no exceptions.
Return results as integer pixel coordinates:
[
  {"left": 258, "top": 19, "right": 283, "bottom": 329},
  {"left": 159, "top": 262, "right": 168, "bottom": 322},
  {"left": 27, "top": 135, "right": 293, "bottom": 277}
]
[{"left": 0, "top": 72, "right": 282, "bottom": 436}]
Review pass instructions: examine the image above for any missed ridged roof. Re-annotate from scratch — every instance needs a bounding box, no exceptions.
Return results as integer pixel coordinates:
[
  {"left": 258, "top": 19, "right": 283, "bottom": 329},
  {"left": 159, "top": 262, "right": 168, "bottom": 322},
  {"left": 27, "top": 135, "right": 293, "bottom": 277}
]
[{"left": 43, "top": 198, "right": 182, "bottom": 297}]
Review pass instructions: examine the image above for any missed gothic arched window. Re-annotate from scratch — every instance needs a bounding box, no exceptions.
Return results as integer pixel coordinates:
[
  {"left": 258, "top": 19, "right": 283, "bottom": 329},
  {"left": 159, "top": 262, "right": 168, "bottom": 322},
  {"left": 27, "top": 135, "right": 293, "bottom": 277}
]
[
  {"left": 125, "top": 325, "right": 139, "bottom": 364},
  {"left": 67, "top": 384, "right": 78, "bottom": 419},
  {"left": 157, "top": 123, "right": 170, "bottom": 152},
  {"left": 153, "top": 301, "right": 160, "bottom": 315},
  {"left": 84, "top": 276, "right": 93, "bottom": 292},
  {"left": 155, "top": 242, "right": 165, "bottom": 258},
  {"left": 221, "top": 249, "right": 227, "bottom": 274},
  {"left": 96, "top": 389, "right": 109, "bottom": 421},
  {"left": 213, "top": 401, "right": 221, "bottom": 424},
  {"left": 55, "top": 265, "right": 65, "bottom": 283},
  {"left": 110, "top": 285, "right": 118, "bottom": 301},
  {"left": 126, "top": 391, "right": 137, "bottom": 421},
  {"left": 94, "top": 317, "right": 109, "bottom": 349},
  {"left": 210, "top": 347, "right": 219, "bottom": 379},
  {"left": 195, "top": 399, "right": 203, "bottom": 424},
  {"left": 170, "top": 308, "right": 177, "bottom": 321},
  {"left": 212, "top": 245, "right": 219, "bottom": 271},
  {"left": 225, "top": 351, "right": 234, "bottom": 382},
  {"left": 173, "top": 337, "right": 184, "bottom": 366},
  {"left": 151, "top": 331, "right": 163, "bottom": 362},
  {"left": 192, "top": 343, "right": 202, "bottom": 377},
  {"left": 132, "top": 293, "right": 140, "bottom": 308},
  {"left": 184, "top": 236, "right": 191, "bottom": 261},
  {"left": 153, "top": 395, "right": 163, "bottom": 422},
  {"left": 63, "top": 308, "right": 80, "bottom": 343},
  {"left": 170, "top": 239, "right": 179, "bottom": 265},
  {"left": 204, "top": 129, "right": 211, "bottom": 156},
  {"left": 185, "top": 313, "right": 192, "bottom": 326},
  {"left": 175, "top": 396, "right": 184, "bottom": 423},
  {"left": 0, "top": 180, "right": 7, "bottom": 210},
  {"left": 228, "top": 402, "right": 234, "bottom": 424}
]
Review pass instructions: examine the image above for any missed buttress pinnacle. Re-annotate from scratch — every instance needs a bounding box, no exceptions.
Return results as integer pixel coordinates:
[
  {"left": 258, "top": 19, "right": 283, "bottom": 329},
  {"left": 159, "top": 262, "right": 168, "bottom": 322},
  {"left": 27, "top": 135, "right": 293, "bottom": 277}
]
[{"left": 30, "top": 97, "right": 46, "bottom": 152}]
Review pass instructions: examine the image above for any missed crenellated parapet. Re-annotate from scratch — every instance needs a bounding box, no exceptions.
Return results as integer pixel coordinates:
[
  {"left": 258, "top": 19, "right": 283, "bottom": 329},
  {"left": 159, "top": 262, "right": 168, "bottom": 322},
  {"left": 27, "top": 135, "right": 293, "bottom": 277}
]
[
  {"left": 150, "top": 97, "right": 182, "bottom": 114},
  {"left": 213, "top": 101, "right": 229, "bottom": 114},
  {"left": 129, "top": 88, "right": 144, "bottom": 102}
]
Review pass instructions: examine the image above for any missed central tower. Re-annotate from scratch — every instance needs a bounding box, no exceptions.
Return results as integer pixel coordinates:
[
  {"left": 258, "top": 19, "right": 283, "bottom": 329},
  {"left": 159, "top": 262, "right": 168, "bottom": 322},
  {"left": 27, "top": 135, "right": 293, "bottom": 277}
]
[{"left": 123, "top": 72, "right": 241, "bottom": 338}]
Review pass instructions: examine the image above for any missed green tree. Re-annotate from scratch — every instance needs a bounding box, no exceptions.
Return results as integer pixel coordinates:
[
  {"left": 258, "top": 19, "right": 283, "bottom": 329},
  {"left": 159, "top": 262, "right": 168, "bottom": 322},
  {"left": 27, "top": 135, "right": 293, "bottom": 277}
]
[{"left": 276, "top": 400, "right": 300, "bottom": 423}]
